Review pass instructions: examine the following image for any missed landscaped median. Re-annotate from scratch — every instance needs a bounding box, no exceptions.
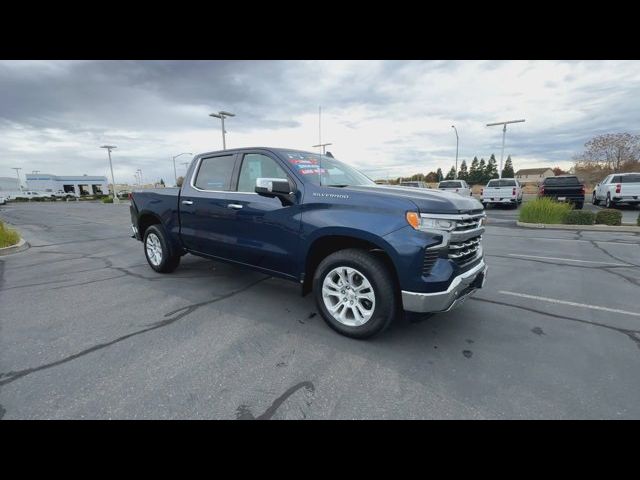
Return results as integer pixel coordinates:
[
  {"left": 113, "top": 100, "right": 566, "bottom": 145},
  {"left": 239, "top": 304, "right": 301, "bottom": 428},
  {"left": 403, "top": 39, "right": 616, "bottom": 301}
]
[
  {"left": 0, "top": 220, "right": 29, "bottom": 255},
  {"left": 517, "top": 197, "right": 640, "bottom": 232}
]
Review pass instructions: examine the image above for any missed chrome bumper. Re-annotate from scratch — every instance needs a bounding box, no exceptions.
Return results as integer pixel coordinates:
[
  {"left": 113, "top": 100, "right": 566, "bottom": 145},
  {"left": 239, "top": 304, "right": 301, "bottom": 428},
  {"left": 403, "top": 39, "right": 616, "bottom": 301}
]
[{"left": 402, "top": 260, "right": 487, "bottom": 313}]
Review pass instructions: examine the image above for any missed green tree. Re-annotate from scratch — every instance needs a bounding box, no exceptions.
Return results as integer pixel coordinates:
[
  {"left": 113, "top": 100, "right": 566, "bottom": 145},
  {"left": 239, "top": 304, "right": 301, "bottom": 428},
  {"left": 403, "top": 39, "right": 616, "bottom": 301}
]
[
  {"left": 445, "top": 166, "right": 456, "bottom": 180},
  {"left": 502, "top": 155, "right": 515, "bottom": 178},
  {"left": 469, "top": 156, "right": 480, "bottom": 184},
  {"left": 436, "top": 168, "right": 443, "bottom": 181},
  {"left": 458, "top": 159, "right": 468, "bottom": 181},
  {"left": 486, "top": 154, "right": 499, "bottom": 180},
  {"left": 478, "top": 158, "right": 487, "bottom": 184}
]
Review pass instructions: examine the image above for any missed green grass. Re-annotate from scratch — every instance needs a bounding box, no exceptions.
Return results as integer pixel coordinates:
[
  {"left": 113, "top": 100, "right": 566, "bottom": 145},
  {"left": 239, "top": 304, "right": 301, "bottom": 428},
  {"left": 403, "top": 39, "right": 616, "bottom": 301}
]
[
  {"left": 102, "top": 197, "right": 114, "bottom": 203},
  {"left": 519, "top": 197, "right": 572, "bottom": 224},
  {"left": 0, "top": 220, "right": 20, "bottom": 248}
]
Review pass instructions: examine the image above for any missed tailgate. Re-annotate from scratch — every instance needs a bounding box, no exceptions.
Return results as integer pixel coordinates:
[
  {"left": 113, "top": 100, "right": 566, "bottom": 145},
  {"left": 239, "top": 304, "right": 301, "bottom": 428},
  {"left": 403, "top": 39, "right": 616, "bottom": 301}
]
[{"left": 620, "top": 183, "right": 640, "bottom": 197}]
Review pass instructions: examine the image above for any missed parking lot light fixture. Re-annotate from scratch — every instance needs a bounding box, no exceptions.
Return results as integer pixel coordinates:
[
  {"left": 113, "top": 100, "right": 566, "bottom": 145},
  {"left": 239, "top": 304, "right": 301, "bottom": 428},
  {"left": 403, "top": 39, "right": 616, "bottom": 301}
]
[
  {"left": 486, "top": 119, "right": 525, "bottom": 179},
  {"left": 451, "top": 125, "right": 459, "bottom": 179},
  {"left": 172, "top": 153, "right": 192, "bottom": 186},
  {"left": 100, "top": 145, "right": 119, "bottom": 203},
  {"left": 210, "top": 111, "right": 235, "bottom": 150}
]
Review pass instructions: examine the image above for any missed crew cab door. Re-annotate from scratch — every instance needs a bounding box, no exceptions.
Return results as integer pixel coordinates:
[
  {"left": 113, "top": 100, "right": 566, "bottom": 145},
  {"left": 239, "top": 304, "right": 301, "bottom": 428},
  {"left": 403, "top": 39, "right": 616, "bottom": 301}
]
[
  {"left": 178, "top": 152, "right": 241, "bottom": 259},
  {"left": 221, "top": 151, "right": 302, "bottom": 279}
]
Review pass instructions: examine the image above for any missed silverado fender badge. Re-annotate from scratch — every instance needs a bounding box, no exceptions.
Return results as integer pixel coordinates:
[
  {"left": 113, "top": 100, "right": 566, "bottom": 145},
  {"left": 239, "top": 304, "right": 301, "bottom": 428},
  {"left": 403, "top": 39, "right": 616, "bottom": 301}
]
[{"left": 312, "top": 192, "right": 350, "bottom": 199}]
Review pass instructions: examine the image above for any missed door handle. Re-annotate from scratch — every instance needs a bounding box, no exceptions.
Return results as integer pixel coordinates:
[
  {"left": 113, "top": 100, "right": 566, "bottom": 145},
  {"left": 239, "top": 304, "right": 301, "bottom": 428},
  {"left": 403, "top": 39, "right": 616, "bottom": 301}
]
[
  {"left": 227, "top": 203, "right": 243, "bottom": 209},
  {"left": 182, "top": 200, "right": 193, "bottom": 205}
]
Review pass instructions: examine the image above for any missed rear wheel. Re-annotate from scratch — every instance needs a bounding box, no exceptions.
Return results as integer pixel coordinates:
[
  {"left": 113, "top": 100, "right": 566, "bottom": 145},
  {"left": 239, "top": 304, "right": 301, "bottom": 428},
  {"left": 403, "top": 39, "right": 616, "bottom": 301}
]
[
  {"left": 143, "top": 225, "right": 180, "bottom": 273},
  {"left": 313, "top": 249, "right": 397, "bottom": 339}
]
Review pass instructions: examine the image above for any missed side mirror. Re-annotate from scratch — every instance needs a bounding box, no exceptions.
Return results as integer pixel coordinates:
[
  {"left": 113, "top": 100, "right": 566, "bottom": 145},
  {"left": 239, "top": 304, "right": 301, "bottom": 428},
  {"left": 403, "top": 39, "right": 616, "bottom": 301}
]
[{"left": 255, "top": 177, "right": 296, "bottom": 205}]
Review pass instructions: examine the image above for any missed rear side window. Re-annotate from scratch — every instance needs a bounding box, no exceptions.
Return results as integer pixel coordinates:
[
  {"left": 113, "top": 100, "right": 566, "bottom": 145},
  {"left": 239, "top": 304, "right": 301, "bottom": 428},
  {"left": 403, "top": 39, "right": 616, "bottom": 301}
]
[
  {"left": 194, "top": 155, "right": 235, "bottom": 191},
  {"left": 237, "top": 153, "right": 289, "bottom": 192},
  {"left": 611, "top": 176, "right": 621, "bottom": 183},
  {"left": 621, "top": 175, "right": 640, "bottom": 183}
]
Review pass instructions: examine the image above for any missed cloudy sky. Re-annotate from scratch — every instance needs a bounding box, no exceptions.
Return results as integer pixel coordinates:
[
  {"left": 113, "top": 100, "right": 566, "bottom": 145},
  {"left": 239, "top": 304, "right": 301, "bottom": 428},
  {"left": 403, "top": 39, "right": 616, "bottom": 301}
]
[{"left": 1, "top": 60, "right": 639, "bottom": 185}]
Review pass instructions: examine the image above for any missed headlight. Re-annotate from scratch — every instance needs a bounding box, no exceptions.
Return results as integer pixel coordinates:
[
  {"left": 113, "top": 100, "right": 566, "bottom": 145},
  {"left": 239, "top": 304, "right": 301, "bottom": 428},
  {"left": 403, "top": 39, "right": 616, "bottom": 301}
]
[{"left": 406, "top": 212, "right": 455, "bottom": 232}]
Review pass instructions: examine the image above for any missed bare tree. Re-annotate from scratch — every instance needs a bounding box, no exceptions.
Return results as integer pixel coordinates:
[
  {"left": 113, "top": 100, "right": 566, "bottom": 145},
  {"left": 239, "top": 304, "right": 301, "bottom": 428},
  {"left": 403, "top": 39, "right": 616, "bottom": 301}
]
[{"left": 580, "top": 133, "right": 640, "bottom": 172}]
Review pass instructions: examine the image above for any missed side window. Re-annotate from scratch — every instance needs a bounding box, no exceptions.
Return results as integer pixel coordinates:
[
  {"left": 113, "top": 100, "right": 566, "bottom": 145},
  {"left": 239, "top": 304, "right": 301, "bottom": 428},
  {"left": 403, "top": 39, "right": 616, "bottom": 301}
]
[
  {"left": 194, "top": 155, "right": 235, "bottom": 191},
  {"left": 611, "top": 175, "right": 621, "bottom": 183},
  {"left": 237, "top": 153, "right": 289, "bottom": 192}
]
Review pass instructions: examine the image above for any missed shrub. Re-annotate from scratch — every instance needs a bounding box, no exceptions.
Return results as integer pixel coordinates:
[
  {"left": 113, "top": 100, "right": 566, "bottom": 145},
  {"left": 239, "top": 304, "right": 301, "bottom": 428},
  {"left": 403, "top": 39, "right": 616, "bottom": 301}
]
[
  {"left": 519, "top": 197, "right": 573, "bottom": 224},
  {"left": 102, "top": 197, "right": 114, "bottom": 204},
  {"left": 564, "top": 210, "right": 595, "bottom": 225},
  {"left": 0, "top": 220, "right": 20, "bottom": 248},
  {"left": 595, "top": 209, "right": 622, "bottom": 226}
]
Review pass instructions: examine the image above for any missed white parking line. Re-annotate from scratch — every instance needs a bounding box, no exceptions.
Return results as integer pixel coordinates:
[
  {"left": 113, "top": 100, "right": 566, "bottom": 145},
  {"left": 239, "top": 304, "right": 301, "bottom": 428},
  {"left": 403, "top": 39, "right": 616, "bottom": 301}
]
[
  {"left": 485, "top": 234, "right": 639, "bottom": 246},
  {"left": 499, "top": 291, "right": 640, "bottom": 317},
  {"left": 507, "top": 253, "right": 631, "bottom": 267}
]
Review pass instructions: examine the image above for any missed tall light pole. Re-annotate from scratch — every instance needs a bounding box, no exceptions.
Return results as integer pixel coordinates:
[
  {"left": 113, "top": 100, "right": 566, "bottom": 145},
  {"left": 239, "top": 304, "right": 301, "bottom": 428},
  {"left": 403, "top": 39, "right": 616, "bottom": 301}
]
[
  {"left": 12, "top": 167, "right": 22, "bottom": 191},
  {"left": 209, "top": 111, "right": 235, "bottom": 150},
  {"left": 312, "top": 142, "right": 332, "bottom": 155},
  {"left": 451, "top": 125, "right": 459, "bottom": 179},
  {"left": 172, "top": 152, "right": 192, "bottom": 186},
  {"left": 100, "top": 145, "right": 119, "bottom": 203},
  {"left": 486, "top": 119, "right": 525, "bottom": 179}
]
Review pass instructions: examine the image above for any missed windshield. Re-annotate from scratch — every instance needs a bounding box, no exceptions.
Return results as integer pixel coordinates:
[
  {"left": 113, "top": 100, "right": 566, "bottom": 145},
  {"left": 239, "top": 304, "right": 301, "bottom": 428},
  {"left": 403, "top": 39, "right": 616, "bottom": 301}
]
[
  {"left": 439, "top": 181, "right": 462, "bottom": 188},
  {"left": 487, "top": 179, "right": 516, "bottom": 187},
  {"left": 280, "top": 151, "right": 375, "bottom": 187}
]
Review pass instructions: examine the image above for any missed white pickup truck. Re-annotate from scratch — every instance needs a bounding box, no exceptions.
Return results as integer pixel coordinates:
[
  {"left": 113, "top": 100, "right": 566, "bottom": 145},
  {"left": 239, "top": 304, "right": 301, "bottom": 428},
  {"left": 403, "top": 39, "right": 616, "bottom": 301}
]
[
  {"left": 481, "top": 178, "right": 523, "bottom": 209},
  {"left": 437, "top": 180, "right": 471, "bottom": 196},
  {"left": 592, "top": 173, "right": 640, "bottom": 208}
]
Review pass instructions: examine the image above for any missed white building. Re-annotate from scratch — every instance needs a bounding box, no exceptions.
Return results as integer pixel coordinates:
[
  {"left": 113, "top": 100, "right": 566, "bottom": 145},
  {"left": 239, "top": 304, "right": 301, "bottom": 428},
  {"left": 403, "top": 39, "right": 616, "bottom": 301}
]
[
  {"left": 25, "top": 173, "right": 109, "bottom": 196},
  {"left": 0, "top": 176, "right": 22, "bottom": 191}
]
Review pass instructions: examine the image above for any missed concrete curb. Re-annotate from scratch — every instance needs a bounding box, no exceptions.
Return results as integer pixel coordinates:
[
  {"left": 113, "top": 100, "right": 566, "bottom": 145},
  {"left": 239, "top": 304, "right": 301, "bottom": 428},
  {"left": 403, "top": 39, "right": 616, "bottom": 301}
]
[
  {"left": 516, "top": 221, "right": 640, "bottom": 233},
  {"left": 0, "top": 237, "right": 30, "bottom": 256}
]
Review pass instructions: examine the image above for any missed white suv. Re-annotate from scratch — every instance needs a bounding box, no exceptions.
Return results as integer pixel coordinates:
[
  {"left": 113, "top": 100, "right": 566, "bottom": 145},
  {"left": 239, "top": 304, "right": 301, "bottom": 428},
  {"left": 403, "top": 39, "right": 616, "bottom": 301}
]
[
  {"left": 437, "top": 180, "right": 471, "bottom": 196},
  {"left": 592, "top": 173, "right": 640, "bottom": 208}
]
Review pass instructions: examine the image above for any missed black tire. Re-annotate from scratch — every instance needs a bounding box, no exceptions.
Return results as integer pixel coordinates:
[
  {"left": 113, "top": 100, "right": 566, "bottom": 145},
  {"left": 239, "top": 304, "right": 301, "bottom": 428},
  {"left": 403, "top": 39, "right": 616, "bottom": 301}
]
[
  {"left": 143, "top": 224, "right": 180, "bottom": 273},
  {"left": 592, "top": 192, "right": 600, "bottom": 206},
  {"left": 605, "top": 194, "right": 614, "bottom": 209},
  {"left": 313, "top": 248, "right": 397, "bottom": 339}
]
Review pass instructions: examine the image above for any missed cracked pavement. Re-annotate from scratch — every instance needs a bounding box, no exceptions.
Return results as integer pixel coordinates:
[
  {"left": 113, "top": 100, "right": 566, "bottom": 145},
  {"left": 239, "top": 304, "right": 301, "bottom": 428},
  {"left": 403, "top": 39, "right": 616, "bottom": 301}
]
[{"left": 1, "top": 202, "right": 639, "bottom": 419}]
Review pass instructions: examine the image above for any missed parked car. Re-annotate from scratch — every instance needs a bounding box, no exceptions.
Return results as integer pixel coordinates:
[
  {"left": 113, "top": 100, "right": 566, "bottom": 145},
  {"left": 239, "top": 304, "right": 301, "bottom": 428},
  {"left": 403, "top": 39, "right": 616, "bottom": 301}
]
[
  {"left": 538, "top": 175, "right": 585, "bottom": 209},
  {"left": 130, "top": 148, "right": 487, "bottom": 339},
  {"left": 12, "top": 191, "right": 47, "bottom": 200},
  {"left": 592, "top": 173, "right": 640, "bottom": 208},
  {"left": 400, "top": 181, "right": 429, "bottom": 188},
  {"left": 481, "top": 178, "right": 523, "bottom": 209},
  {"left": 0, "top": 195, "right": 6, "bottom": 205},
  {"left": 437, "top": 180, "right": 472, "bottom": 197}
]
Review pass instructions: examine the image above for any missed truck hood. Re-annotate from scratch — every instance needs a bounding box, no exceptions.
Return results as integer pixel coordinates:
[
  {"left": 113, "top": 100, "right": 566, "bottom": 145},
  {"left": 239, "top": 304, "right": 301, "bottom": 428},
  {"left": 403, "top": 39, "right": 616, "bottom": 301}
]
[{"left": 339, "top": 185, "right": 483, "bottom": 214}]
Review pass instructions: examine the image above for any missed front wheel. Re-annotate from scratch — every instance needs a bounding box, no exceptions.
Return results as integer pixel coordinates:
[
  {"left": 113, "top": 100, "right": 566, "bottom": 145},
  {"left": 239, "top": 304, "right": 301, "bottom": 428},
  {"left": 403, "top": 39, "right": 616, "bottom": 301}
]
[
  {"left": 313, "top": 249, "right": 397, "bottom": 339},
  {"left": 605, "top": 194, "right": 614, "bottom": 209},
  {"left": 592, "top": 192, "right": 600, "bottom": 206},
  {"left": 143, "top": 225, "right": 180, "bottom": 273}
]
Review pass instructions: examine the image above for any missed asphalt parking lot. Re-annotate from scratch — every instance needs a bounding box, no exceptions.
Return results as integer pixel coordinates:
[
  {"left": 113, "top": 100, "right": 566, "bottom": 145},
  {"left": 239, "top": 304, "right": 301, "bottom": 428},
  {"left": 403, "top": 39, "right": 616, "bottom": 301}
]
[{"left": 1, "top": 201, "right": 639, "bottom": 419}]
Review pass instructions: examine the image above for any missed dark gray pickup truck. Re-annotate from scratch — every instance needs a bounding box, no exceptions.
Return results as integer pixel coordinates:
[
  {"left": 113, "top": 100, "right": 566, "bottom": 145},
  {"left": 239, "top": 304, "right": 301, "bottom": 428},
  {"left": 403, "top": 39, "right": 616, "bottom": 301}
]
[{"left": 538, "top": 175, "right": 585, "bottom": 209}]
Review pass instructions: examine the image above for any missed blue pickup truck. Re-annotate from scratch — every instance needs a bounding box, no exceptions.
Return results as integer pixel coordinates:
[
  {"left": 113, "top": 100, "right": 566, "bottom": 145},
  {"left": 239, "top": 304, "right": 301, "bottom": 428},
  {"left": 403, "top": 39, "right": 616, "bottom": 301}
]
[{"left": 130, "top": 147, "right": 487, "bottom": 338}]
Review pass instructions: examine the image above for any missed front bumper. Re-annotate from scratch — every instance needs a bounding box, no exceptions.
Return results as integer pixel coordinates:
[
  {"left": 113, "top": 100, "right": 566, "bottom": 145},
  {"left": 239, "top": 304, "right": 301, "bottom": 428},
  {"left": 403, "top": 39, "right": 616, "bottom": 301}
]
[{"left": 402, "top": 260, "right": 487, "bottom": 313}]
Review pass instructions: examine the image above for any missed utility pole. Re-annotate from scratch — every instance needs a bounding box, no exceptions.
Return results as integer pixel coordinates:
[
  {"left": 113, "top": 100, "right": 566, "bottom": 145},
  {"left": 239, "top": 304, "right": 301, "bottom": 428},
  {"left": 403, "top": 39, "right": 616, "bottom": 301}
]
[
  {"left": 12, "top": 167, "right": 22, "bottom": 191},
  {"left": 209, "top": 111, "right": 235, "bottom": 150},
  {"left": 172, "top": 153, "right": 192, "bottom": 186},
  {"left": 486, "top": 119, "right": 525, "bottom": 179},
  {"left": 312, "top": 105, "right": 333, "bottom": 154},
  {"left": 100, "top": 145, "right": 119, "bottom": 203},
  {"left": 451, "top": 125, "right": 459, "bottom": 179}
]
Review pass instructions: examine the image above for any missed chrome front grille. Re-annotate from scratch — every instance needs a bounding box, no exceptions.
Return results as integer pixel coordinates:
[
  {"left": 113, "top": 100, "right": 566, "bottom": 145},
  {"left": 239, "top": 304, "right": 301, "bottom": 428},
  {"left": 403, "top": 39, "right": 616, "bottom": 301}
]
[{"left": 448, "top": 235, "right": 482, "bottom": 266}]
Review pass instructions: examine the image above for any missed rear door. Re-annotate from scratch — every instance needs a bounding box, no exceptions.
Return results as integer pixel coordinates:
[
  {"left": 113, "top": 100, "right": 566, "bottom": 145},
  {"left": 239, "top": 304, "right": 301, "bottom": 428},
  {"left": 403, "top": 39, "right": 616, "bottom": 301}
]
[
  {"left": 178, "top": 152, "right": 240, "bottom": 259},
  {"left": 220, "top": 151, "right": 303, "bottom": 278}
]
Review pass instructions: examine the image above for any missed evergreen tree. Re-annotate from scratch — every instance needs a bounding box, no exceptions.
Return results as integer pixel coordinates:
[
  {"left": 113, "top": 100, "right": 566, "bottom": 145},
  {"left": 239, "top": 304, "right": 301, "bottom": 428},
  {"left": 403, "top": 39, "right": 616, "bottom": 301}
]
[
  {"left": 436, "top": 168, "right": 443, "bottom": 182},
  {"left": 502, "top": 155, "right": 515, "bottom": 178},
  {"left": 445, "top": 166, "right": 456, "bottom": 180},
  {"left": 160, "top": 178, "right": 165, "bottom": 186},
  {"left": 478, "top": 158, "right": 487, "bottom": 184},
  {"left": 486, "top": 154, "right": 499, "bottom": 180},
  {"left": 469, "top": 156, "right": 480, "bottom": 184},
  {"left": 458, "top": 159, "right": 468, "bottom": 181}
]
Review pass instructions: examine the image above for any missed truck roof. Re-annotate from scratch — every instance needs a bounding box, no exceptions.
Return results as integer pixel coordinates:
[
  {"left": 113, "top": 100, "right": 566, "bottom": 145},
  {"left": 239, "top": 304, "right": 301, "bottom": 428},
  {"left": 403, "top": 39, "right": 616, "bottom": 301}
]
[{"left": 194, "top": 147, "right": 324, "bottom": 158}]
